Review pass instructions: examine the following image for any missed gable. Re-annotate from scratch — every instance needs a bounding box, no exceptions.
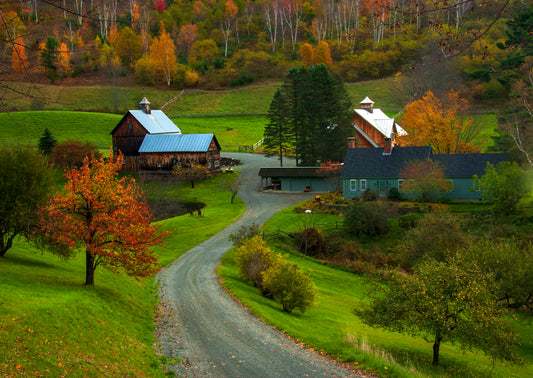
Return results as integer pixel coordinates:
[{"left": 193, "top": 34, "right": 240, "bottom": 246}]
[{"left": 111, "top": 110, "right": 181, "bottom": 135}]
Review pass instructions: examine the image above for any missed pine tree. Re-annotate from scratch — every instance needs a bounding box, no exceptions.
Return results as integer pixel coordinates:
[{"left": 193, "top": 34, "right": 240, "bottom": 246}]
[
  {"left": 38, "top": 128, "right": 56, "bottom": 156},
  {"left": 264, "top": 88, "right": 292, "bottom": 166}
]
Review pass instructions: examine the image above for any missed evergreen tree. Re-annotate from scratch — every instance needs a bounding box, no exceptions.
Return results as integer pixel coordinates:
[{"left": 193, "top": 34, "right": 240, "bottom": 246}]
[
  {"left": 264, "top": 88, "right": 292, "bottom": 166},
  {"left": 40, "top": 36, "right": 59, "bottom": 82},
  {"left": 38, "top": 128, "right": 56, "bottom": 156}
]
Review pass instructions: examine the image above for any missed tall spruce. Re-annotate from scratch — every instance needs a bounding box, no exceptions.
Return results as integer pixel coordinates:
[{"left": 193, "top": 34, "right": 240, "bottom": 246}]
[
  {"left": 38, "top": 128, "right": 57, "bottom": 156},
  {"left": 264, "top": 65, "right": 352, "bottom": 166},
  {"left": 264, "top": 88, "right": 292, "bottom": 166}
]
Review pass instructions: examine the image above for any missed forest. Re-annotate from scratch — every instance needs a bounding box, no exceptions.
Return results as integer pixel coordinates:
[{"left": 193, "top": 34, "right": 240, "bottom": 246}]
[{"left": 0, "top": 0, "right": 523, "bottom": 102}]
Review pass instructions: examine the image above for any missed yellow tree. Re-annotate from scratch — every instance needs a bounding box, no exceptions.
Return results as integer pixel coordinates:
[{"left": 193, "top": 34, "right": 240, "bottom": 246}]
[
  {"left": 399, "top": 90, "right": 481, "bottom": 154},
  {"left": 221, "top": 0, "right": 238, "bottom": 57},
  {"left": 300, "top": 42, "right": 313, "bottom": 67},
  {"left": 11, "top": 34, "right": 27, "bottom": 74},
  {"left": 57, "top": 42, "right": 72, "bottom": 78},
  {"left": 313, "top": 41, "right": 332, "bottom": 67},
  {"left": 150, "top": 23, "right": 177, "bottom": 86}
]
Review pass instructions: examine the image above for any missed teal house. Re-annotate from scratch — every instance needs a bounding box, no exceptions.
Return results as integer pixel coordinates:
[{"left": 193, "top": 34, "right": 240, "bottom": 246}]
[{"left": 341, "top": 146, "right": 507, "bottom": 200}]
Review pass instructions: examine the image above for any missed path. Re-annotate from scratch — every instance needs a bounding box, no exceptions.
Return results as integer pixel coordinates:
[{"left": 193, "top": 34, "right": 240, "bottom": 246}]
[{"left": 156, "top": 153, "right": 363, "bottom": 377}]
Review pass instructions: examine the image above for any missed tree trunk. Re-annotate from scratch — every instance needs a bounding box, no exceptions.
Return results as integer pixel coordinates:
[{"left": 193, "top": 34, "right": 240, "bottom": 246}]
[
  {"left": 0, "top": 232, "right": 16, "bottom": 257},
  {"left": 432, "top": 330, "right": 442, "bottom": 366},
  {"left": 85, "top": 250, "right": 95, "bottom": 286},
  {"left": 191, "top": 180, "right": 195, "bottom": 189}
]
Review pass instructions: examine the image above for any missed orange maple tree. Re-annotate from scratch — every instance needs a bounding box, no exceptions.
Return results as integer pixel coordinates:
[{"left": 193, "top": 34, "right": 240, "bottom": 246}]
[
  {"left": 300, "top": 42, "right": 313, "bottom": 67},
  {"left": 313, "top": 41, "right": 332, "bottom": 67},
  {"left": 37, "top": 152, "right": 166, "bottom": 286},
  {"left": 11, "top": 34, "right": 27, "bottom": 74},
  {"left": 399, "top": 90, "right": 481, "bottom": 154}
]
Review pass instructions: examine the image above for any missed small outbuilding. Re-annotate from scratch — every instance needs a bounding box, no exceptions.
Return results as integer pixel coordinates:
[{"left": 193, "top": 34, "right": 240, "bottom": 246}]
[{"left": 258, "top": 166, "right": 341, "bottom": 192}]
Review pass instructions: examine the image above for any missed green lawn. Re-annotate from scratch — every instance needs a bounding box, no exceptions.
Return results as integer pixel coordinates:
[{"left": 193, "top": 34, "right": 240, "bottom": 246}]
[
  {"left": 0, "top": 173, "right": 245, "bottom": 376},
  {"left": 218, "top": 204, "right": 533, "bottom": 378}
]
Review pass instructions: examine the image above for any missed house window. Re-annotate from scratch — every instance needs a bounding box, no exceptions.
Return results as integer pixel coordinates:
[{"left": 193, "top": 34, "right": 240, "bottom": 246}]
[
  {"left": 360, "top": 179, "right": 367, "bottom": 191},
  {"left": 398, "top": 179, "right": 405, "bottom": 190},
  {"left": 448, "top": 179, "right": 454, "bottom": 191},
  {"left": 350, "top": 179, "right": 357, "bottom": 191}
]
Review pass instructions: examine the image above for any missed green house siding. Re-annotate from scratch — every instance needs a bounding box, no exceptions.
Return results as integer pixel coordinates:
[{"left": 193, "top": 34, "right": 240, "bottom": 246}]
[{"left": 343, "top": 177, "right": 483, "bottom": 200}]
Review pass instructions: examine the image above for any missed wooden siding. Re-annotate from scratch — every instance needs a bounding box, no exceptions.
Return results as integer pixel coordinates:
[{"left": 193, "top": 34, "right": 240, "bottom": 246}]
[
  {"left": 138, "top": 140, "right": 220, "bottom": 171},
  {"left": 112, "top": 113, "right": 149, "bottom": 156},
  {"left": 352, "top": 112, "right": 386, "bottom": 148}
]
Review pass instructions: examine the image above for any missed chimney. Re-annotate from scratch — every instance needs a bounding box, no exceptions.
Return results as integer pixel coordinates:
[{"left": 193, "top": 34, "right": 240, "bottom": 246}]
[
  {"left": 360, "top": 96, "right": 374, "bottom": 113},
  {"left": 347, "top": 137, "right": 356, "bottom": 149},
  {"left": 139, "top": 97, "right": 151, "bottom": 114},
  {"left": 383, "top": 137, "right": 392, "bottom": 155}
]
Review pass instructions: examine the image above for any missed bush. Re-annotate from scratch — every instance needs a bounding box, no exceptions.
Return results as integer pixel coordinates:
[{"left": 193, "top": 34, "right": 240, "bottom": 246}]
[
  {"left": 362, "top": 188, "right": 377, "bottom": 202},
  {"left": 262, "top": 261, "right": 317, "bottom": 313},
  {"left": 51, "top": 140, "right": 100, "bottom": 168},
  {"left": 294, "top": 227, "right": 323, "bottom": 257},
  {"left": 387, "top": 187, "right": 401, "bottom": 201},
  {"left": 228, "top": 223, "right": 260, "bottom": 246},
  {"left": 344, "top": 201, "right": 391, "bottom": 238},
  {"left": 234, "top": 236, "right": 282, "bottom": 291}
]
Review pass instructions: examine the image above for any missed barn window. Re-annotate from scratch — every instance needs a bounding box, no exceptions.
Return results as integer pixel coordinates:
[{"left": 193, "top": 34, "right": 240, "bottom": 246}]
[
  {"left": 128, "top": 122, "right": 133, "bottom": 129},
  {"left": 214, "top": 160, "right": 220, "bottom": 167}
]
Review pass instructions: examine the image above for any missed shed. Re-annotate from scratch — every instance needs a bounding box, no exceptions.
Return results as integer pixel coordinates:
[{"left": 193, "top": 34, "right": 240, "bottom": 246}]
[{"left": 258, "top": 167, "right": 341, "bottom": 192}]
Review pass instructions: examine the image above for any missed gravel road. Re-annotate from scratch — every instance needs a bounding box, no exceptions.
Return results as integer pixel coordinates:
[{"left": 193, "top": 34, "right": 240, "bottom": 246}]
[{"left": 155, "top": 153, "right": 364, "bottom": 377}]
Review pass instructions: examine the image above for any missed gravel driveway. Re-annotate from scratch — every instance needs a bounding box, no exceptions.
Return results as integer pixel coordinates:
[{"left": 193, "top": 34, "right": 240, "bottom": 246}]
[{"left": 156, "top": 153, "right": 364, "bottom": 377}]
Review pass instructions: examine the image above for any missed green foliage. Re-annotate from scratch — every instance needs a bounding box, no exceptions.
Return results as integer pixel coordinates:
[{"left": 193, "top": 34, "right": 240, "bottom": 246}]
[
  {"left": 473, "top": 161, "right": 529, "bottom": 215},
  {"left": 344, "top": 201, "right": 391, "bottom": 238},
  {"left": 40, "top": 36, "right": 59, "bottom": 81},
  {"left": 262, "top": 261, "right": 317, "bottom": 314},
  {"left": 398, "top": 211, "right": 467, "bottom": 270},
  {"left": 357, "top": 258, "right": 522, "bottom": 366},
  {"left": 37, "top": 128, "right": 56, "bottom": 156},
  {"left": 387, "top": 187, "right": 401, "bottom": 201},
  {"left": 460, "top": 238, "right": 533, "bottom": 311},
  {"left": 400, "top": 159, "right": 453, "bottom": 202},
  {"left": 228, "top": 223, "right": 260, "bottom": 247},
  {"left": 0, "top": 143, "right": 53, "bottom": 257},
  {"left": 51, "top": 140, "right": 100, "bottom": 168},
  {"left": 234, "top": 235, "right": 283, "bottom": 291},
  {"left": 362, "top": 188, "right": 377, "bottom": 202}
]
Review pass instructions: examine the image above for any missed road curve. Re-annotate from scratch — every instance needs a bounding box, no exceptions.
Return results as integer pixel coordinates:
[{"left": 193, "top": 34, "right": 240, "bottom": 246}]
[{"left": 156, "top": 153, "right": 362, "bottom": 377}]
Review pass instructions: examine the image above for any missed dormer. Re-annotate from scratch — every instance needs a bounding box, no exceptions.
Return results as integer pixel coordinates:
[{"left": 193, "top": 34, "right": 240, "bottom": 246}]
[{"left": 139, "top": 97, "right": 151, "bottom": 114}]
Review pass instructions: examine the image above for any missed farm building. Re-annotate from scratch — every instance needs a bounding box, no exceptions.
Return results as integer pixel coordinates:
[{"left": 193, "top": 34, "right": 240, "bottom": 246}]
[
  {"left": 258, "top": 166, "right": 341, "bottom": 192},
  {"left": 352, "top": 97, "right": 407, "bottom": 151},
  {"left": 341, "top": 146, "right": 508, "bottom": 200},
  {"left": 111, "top": 98, "right": 221, "bottom": 171}
]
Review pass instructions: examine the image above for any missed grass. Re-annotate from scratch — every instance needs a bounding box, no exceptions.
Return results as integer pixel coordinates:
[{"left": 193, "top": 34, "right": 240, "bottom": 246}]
[
  {"left": 0, "top": 173, "right": 245, "bottom": 376},
  {"left": 218, "top": 203, "right": 533, "bottom": 378}
]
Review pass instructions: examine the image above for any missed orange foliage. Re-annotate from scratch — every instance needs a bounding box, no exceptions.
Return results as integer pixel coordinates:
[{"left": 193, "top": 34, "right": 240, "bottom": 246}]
[
  {"left": 150, "top": 23, "right": 177, "bottom": 85},
  {"left": 314, "top": 41, "right": 332, "bottom": 67},
  {"left": 399, "top": 90, "right": 481, "bottom": 154},
  {"left": 176, "top": 24, "right": 198, "bottom": 59},
  {"left": 300, "top": 42, "right": 313, "bottom": 67},
  {"left": 11, "top": 34, "right": 27, "bottom": 74},
  {"left": 38, "top": 152, "right": 166, "bottom": 285}
]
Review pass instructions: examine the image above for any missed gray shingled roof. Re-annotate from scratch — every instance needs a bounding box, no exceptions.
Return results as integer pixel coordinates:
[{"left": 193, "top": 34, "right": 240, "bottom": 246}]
[
  {"left": 433, "top": 153, "right": 508, "bottom": 178},
  {"left": 139, "top": 133, "right": 217, "bottom": 153},
  {"left": 341, "top": 146, "right": 432, "bottom": 178}
]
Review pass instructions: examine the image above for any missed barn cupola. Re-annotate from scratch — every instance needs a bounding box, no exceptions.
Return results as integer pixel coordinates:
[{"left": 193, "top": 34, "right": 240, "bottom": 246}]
[
  {"left": 360, "top": 96, "right": 374, "bottom": 113},
  {"left": 139, "top": 97, "right": 151, "bottom": 114}
]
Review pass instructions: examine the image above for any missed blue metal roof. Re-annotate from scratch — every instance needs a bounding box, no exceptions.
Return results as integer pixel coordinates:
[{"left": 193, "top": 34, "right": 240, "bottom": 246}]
[
  {"left": 139, "top": 133, "right": 215, "bottom": 153},
  {"left": 129, "top": 110, "right": 181, "bottom": 134}
]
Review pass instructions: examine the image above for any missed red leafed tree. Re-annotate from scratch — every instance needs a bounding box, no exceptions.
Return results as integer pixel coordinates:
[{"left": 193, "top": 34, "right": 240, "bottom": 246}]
[
  {"left": 38, "top": 152, "right": 166, "bottom": 286},
  {"left": 153, "top": 0, "right": 167, "bottom": 13},
  {"left": 11, "top": 34, "right": 28, "bottom": 74}
]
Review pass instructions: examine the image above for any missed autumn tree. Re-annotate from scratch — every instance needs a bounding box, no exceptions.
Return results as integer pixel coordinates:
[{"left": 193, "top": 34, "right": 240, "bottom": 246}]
[
  {"left": 221, "top": 0, "right": 238, "bottom": 57},
  {"left": 37, "top": 152, "right": 165, "bottom": 286},
  {"left": 399, "top": 90, "right": 481, "bottom": 154},
  {"left": 172, "top": 164, "right": 209, "bottom": 188},
  {"left": 399, "top": 159, "right": 453, "bottom": 201},
  {"left": 150, "top": 23, "right": 177, "bottom": 86},
  {"left": 217, "top": 172, "right": 244, "bottom": 204},
  {"left": 98, "top": 43, "right": 122, "bottom": 112},
  {"left": 189, "top": 39, "right": 219, "bottom": 68},
  {"left": 313, "top": 41, "right": 332, "bottom": 67},
  {"left": 300, "top": 42, "right": 313, "bottom": 67},
  {"left": 357, "top": 258, "right": 522, "bottom": 366},
  {"left": 115, "top": 26, "right": 142, "bottom": 68},
  {"left": 57, "top": 42, "right": 72, "bottom": 78},
  {"left": 0, "top": 143, "right": 53, "bottom": 257},
  {"left": 51, "top": 140, "right": 100, "bottom": 168},
  {"left": 11, "top": 34, "right": 27, "bottom": 74},
  {"left": 176, "top": 24, "right": 199, "bottom": 63}
]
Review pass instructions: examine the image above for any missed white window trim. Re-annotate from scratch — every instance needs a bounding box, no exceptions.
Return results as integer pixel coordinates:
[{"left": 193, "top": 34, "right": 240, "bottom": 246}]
[
  {"left": 398, "top": 179, "right": 405, "bottom": 190},
  {"left": 350, "top": 179, "right": 357, "bottom": 191},
  {"left": 360, "top": 179, "right": 367, "bottom": 191}
]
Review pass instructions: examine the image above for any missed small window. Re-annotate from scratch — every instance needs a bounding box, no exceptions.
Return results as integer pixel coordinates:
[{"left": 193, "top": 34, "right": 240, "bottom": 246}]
[
  {"left": 214, "top": 160, "right": 220, "bottom": 167},
  {"left": 350, "top": 179, "right": 357, "bottom": 191},
  {"left": 360, "top": 179, "right": 367, "bottom": 191},
  {"left": 398, "top": 179, "right": 405, "bottom": 190},
  {"left": 208, "top": 161, "right": 212, "bottom": 168},
  {"left": 128, "top": 122, "right": 133, "bottom": 129}
]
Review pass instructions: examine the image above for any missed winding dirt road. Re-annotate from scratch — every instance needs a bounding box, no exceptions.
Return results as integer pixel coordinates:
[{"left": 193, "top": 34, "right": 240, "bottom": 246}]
[{"left": 156, "top": 153, "right": 362, "bottom": 377}]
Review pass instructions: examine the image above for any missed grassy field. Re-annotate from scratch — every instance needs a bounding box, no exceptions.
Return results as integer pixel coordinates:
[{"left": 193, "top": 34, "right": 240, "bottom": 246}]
[
  {"left": 218, "top": 204, "right": 533, "bottom": 378},
  {"left": 0, "top": 174, "right": 245, "bottom": 376}
]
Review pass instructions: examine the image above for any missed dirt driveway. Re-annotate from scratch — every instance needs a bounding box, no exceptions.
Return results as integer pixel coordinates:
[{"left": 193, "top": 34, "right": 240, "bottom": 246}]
[{"left": 156, "top": 153, "right": 364, "bottom": 377}]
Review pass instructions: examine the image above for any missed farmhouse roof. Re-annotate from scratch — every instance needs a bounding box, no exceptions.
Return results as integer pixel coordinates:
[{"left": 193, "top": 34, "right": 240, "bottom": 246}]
[
  {"left": 139, "top": 133, "right": 219, "bottom": 153},
  {"left": 258, "top": 167, "right": 340, "bottom": 178},
  {"left": 432, "top": 153, "right": 508, "bottom": 178},
  {"left": 341, "top": 146, "right": 432, "bottom": 178},
  {"left": 353, "top": 107, "right": 407, "bottom": 138}
]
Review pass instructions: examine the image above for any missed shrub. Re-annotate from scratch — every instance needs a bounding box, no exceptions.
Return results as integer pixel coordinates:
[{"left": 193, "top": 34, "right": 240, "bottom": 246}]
[
  {"left": 362, "top": 188, "right": 377, "bottom": 202},
  {"left": 262, "top": 261, "right": 317, "bottom": 314},
  {"left": 294, "top": 227, "right": 323, "bottom": 257},
  {"left": 234, "top": 236, "right": 282, "bottom": 291},
  {"left": 51, "top": 140, "right": 100, "bottom": 168},
  {"left": 387, "top": 187, "right": 401, "bottom": 201},
  {"left": 228, "top": 223, "right": 260, "bottom": 246},
  {"left": 344, "top": 201, "right": 391, "bottom": 238}
]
